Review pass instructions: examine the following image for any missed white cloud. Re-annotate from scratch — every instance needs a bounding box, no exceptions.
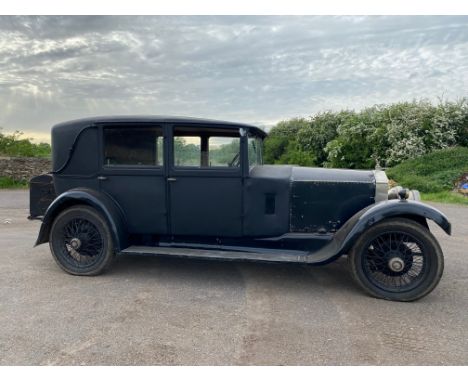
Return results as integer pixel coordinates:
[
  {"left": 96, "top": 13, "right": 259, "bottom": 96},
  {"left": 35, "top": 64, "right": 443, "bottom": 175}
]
[{"left": 0, "top": 15, "right": 467, "bottom": 141}]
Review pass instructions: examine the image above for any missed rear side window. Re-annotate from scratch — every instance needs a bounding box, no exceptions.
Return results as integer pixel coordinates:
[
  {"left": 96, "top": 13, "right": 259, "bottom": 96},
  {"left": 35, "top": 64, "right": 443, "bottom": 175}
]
[
  {"left": 103, "top": 126, "right": 164, "bottom": 166},
  {"left": 173, "top": 136, "right": 201, "bottom": 167}
]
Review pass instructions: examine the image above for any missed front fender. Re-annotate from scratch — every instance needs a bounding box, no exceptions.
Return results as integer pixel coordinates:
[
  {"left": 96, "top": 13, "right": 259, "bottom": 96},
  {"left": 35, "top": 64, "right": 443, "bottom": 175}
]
[
  {"left": 305, "top": 199, "right": 450, "bottom": 264},
  {"left": 35, "top": 188, "right": 128, "bottom": 251},
  {"left": 339, "top": 199, "right": 451, "bottom": 254}
]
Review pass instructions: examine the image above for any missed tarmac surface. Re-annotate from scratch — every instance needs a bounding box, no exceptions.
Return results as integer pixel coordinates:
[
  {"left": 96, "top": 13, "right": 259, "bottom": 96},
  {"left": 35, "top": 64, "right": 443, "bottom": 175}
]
[{"left": 0, "top": 190, "right": 467, "bottom": 365}]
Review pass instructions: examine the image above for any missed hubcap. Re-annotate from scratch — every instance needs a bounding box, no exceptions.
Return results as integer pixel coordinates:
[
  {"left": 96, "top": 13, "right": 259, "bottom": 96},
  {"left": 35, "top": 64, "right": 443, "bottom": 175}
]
[
  {"left": 70, "top": 237, "right": 81, "bottom": 250},
  {"left": 363, "top": 231, "right": 426, "bottom": 292},
  {"left": 60, "top": 217, "right": 104, "bottom": 266},
  {"left": 388, "top": 257, "right": 405, "bottom": 272}
]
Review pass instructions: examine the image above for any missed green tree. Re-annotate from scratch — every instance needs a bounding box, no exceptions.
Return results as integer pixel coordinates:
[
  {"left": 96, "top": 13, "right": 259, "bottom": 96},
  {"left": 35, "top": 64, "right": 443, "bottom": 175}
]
[
  {"left": 296, "top": 110, "right": 350, "bottom": 166},
  {"left": 0, "top": 129, "right": 51, "bottom": 157},
  {"left": 264, "top": 98, "right": 468, "bottom": 169},
  {"left": 264, "top": 118, "right": 315, "bottom": 166}
]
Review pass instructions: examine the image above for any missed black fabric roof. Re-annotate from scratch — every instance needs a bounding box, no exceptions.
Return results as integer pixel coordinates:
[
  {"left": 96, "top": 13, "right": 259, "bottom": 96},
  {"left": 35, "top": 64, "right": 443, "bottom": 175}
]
[{"left": 52, "top": 115, "right": 267, "bottom": 137}]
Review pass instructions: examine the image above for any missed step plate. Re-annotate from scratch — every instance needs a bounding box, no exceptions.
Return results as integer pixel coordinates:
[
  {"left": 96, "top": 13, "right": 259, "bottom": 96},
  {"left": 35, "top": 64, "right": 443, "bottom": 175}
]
[{"left": 120, "top": 245, "right": 308, "bottom": 263}]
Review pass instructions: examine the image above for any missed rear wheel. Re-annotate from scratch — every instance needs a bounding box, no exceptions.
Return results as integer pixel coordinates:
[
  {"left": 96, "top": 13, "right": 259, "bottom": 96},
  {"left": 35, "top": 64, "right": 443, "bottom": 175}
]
[
  {"left": 348, "top": 218, "right": 444, "bottom": 301},
  {"left": 49, "top": 205, "right": 115, "bottom": 275}
]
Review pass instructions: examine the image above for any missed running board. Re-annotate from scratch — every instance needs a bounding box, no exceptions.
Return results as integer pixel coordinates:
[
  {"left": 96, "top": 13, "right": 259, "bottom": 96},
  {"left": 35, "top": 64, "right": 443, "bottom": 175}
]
[{"left": 120, "top": 245, "right": 310, "bottom": 263}]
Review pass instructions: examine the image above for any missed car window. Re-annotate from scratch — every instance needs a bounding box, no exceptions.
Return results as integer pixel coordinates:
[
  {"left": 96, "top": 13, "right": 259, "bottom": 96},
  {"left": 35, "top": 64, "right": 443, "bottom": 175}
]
[
  {"left": 174, "top": 136, "right": 201, "bottom": 167},
  {"left": 103, "top": 126, "right": 163, "bottom": 166},
  {"left": 173, "top": 127, "right": 241, "bottom": 169},
  {"left": 248, "top": 135, "right": 263, "bottom": 167},
  {"left": 208, "top": 137, "right": 240, "bottom": 167}
]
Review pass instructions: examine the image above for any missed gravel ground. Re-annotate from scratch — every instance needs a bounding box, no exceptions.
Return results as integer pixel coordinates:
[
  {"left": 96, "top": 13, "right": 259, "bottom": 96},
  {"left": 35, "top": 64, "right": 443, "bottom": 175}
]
[{"left": 0, "top": 190, "right": 467, "bottom": 365}]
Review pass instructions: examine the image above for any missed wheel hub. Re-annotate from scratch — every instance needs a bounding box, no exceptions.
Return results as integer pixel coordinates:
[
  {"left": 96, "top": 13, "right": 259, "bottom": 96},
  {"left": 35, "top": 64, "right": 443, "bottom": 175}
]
[
  {"left": 388, "top": 257, "right": 405, "bottom": 272},
  {"left": 69, "top": 237, "right": 82, "bottom": 250}
]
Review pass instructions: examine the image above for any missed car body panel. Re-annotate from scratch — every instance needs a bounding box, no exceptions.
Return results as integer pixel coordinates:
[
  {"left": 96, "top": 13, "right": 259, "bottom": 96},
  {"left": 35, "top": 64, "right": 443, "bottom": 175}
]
[
  {"left": 169, "top": 175, "right": 243, "bottom": 236},
  {"left": 30, "top": 116, "right": 451, "bottom": 265},
  {"left": 290, "top": 167, "right": 376, "bottom": 233},
  {"left": 243, "top": 165, "right": 291, "bottom": 236}
]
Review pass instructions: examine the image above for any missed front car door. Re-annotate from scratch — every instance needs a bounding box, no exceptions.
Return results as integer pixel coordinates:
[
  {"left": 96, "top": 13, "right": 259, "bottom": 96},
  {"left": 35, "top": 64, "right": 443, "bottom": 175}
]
[{"left": 167, "top": 124, "right": 244, "bottom": 237}]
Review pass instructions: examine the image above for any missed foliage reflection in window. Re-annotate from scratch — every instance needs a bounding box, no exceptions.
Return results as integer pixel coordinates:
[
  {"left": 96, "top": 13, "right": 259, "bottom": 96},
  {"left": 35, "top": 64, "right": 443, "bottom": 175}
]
[
  {"left": 174, "top": 137, "right": 201, "bottom": 167},
  {"left": 248, "top": 135, "right": 263, "bottom": 167},
  {"left": 208, "top": 137, "right": 240, "bottom": 167},
  {"left": 173, "top": 135, "right": 240, "bottom": 168}
]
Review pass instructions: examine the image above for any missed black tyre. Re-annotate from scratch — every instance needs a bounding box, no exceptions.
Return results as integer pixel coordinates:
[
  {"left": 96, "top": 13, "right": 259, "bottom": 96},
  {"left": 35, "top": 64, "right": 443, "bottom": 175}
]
[
  {"left": 49, "top": 205, "right": 115, "bottom": 275},
  {"left": 348, "top": 218, "right": 444, "bottom": 302}
]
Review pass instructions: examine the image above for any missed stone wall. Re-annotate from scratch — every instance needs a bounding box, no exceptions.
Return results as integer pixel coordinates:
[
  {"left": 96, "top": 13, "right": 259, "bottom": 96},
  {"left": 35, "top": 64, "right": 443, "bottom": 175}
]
[{"left": 0, "top": 156, "right": 52, "bottom": 182}]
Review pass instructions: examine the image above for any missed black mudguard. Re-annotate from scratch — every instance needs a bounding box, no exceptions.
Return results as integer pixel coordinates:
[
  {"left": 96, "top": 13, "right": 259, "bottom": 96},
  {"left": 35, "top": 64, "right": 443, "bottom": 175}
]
[
  {"left": 306, "top": 199, "right": 451, "bottom": 264},
  {"left": 35, "top": 188, "right": 128, "bottom": 251}
]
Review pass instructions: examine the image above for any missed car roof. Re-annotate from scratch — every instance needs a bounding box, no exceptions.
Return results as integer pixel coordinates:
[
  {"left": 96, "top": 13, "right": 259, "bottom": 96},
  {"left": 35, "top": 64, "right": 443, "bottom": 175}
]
[{"left": 52, "top": 115, "right": 267, "bottom": 137}]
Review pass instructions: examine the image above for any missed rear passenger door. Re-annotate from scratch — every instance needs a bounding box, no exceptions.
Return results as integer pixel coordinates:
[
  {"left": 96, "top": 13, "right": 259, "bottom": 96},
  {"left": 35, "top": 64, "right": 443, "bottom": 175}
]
[
  {"left": 168, "top": 125, "right": 243, "bottom": 237},
  {"left": 99, "top": 124, "right": 168, "bottom": 235}
]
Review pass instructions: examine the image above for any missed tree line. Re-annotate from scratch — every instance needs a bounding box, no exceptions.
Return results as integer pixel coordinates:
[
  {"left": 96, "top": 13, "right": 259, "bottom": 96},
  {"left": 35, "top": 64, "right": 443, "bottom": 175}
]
[
  {"left": 263, "top": 99, "right": 468, "bottom": 169},
  {"left": 0, "top": 129, "right": 51, "bottom": 158}
]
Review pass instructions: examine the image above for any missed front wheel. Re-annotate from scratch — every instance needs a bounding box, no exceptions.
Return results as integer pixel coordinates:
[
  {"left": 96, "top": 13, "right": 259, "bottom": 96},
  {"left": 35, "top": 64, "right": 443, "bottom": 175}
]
[
  {"left": 49, "top": 205, "right": 115, "bottom": 275},
  {"left": 348, "top": 218, "right": 444, "bottom": 301}
]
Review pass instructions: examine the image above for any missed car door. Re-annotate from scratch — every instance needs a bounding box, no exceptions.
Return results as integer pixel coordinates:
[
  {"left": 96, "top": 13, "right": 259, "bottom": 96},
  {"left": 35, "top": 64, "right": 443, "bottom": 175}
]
[
  {"left": 99, "top": 123, "right": 168, "bottom": 234},
  {"left": 167, "top": 124, "right": 243, "bottom": 237}
]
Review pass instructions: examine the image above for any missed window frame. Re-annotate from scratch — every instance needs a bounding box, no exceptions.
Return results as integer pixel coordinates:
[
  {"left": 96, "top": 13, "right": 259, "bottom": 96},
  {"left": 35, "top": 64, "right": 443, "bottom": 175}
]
[
  {"left": 169, "top": 124, "right": 244, "bottom": 177},
  {"left": 172, "top": 135, "right": 203, "bottom": 168},
  {"left": 99, "top": 123, "right": 166, "bottom": 176},
  {"left": 207, "top": 136, "right": 242, "bottom": 169},
  {"left": 247, "top": 133, "right": 264, "bottom": 168}
]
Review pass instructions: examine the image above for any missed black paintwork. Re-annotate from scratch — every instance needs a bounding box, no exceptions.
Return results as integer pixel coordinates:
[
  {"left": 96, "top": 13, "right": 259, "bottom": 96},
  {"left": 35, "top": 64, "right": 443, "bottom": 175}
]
[
  {"left": 29, "top": 174, "right": 56, "bottom": 219},
  {"left": 31, "top": 116, "right": 451, "bottom": 264},
  {"left": 35, "top": 188, "right": 128, "bottom": 251},
  {"left": 290, "top": 167, "right": 376, "bottom": 233}
]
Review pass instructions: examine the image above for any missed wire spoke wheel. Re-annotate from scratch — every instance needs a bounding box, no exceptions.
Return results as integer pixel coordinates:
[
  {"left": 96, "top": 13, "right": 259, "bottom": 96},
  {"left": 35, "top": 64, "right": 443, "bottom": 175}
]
[
  {"left": 363, "top": 231, "right": 427, "bottom": 293},
  {"left": 349, "top": 218, "right": 444, "bottom": 301},
  {"left": 60, "top": 218, "right": 104, "bottom": 267},
  {"left": 49, "top": 206, "right": 114, "bottom": 275}
]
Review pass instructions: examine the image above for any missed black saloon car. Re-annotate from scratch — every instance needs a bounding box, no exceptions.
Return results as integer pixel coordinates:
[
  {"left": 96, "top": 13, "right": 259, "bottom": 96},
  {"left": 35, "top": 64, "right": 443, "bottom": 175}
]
[{"left": 29, "top": 116, "right": 451, "bottom": 301}]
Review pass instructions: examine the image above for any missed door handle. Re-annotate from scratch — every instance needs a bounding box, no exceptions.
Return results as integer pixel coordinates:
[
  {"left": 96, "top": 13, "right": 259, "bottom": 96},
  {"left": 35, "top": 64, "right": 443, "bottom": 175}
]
[
  {"left": 97, "top": 176, "right": 107, "bottom": 181},
  {"left": 167, "top": 177, "right": 177, "bottom": 182}
]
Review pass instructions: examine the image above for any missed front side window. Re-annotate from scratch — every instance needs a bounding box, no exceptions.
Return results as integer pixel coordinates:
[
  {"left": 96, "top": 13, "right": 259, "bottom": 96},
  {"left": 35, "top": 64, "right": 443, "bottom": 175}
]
[
  {"left": 173, "top": 127, "right": 240, "bottom": 168},
  {"left": 208, "top": 137, "right": 240, "bottom": 167},
  {"left": 103, "top": 126, "right": 163, "bottom": 166},
  {"left": 248, "top": 135, "right": 263, "bottom": 167}
]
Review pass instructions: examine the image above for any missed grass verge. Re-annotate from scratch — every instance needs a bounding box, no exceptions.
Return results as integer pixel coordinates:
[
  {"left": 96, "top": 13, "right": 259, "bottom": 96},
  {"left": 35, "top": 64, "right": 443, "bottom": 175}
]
[
  {"left": 0, "top": 176, "right": 28, "bottom": 189},
  {"left": 421, "top": 191, "right": 468, "bottom": 206},
  {"left": 387, "top": 147, "right": 468, "bottom": 205}
]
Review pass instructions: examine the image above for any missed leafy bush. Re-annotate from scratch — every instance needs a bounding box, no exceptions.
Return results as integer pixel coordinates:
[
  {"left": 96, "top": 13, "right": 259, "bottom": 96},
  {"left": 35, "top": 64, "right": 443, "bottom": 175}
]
[
  {"left": 386, "top": 146, "right": 468, "bottom": 193},
  {"left": 0, "top": 130, "right": 51, "bottom": 158},
  {"left": 295, "top": 111, "right": 348, "bottom": 165},
  {"left": 263, "top": 118, "right": 315, "bottom": 166},
  {"left": 324, "top": 108, "right": 386, "bottom": 169},
  {"left": 264, "top": 99, "right": 468, "bottom": 169}
]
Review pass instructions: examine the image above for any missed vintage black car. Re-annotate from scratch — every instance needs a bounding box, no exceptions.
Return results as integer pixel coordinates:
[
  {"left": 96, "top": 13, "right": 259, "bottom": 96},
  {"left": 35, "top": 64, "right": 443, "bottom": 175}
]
[{"left": 29, "top": 116, "right": 451, "bottom": 301}]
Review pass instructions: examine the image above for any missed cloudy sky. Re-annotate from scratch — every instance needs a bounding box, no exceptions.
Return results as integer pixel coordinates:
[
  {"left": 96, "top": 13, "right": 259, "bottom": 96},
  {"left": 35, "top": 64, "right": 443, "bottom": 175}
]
[{"left": 0, "top": 15, "right": 467, "bottom": 141}]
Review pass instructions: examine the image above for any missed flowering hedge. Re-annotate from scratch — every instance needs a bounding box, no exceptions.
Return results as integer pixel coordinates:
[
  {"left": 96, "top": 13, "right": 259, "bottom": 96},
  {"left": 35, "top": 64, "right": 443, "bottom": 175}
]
[{"left": 264, "top": 99, "right": 468, "bottom": 169}]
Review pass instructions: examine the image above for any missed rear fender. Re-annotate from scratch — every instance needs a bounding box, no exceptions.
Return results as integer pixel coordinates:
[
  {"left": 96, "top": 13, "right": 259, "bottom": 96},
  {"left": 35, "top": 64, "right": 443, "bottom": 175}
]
[{"left": 35, "top": 188, "right": 128, "bottom": 251}]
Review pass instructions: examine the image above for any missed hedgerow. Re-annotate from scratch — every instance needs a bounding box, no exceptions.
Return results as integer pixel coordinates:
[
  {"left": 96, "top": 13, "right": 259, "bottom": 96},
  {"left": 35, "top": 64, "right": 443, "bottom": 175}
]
[{"left": 264, "top": 99, "right": 468, "bottom": 169}]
